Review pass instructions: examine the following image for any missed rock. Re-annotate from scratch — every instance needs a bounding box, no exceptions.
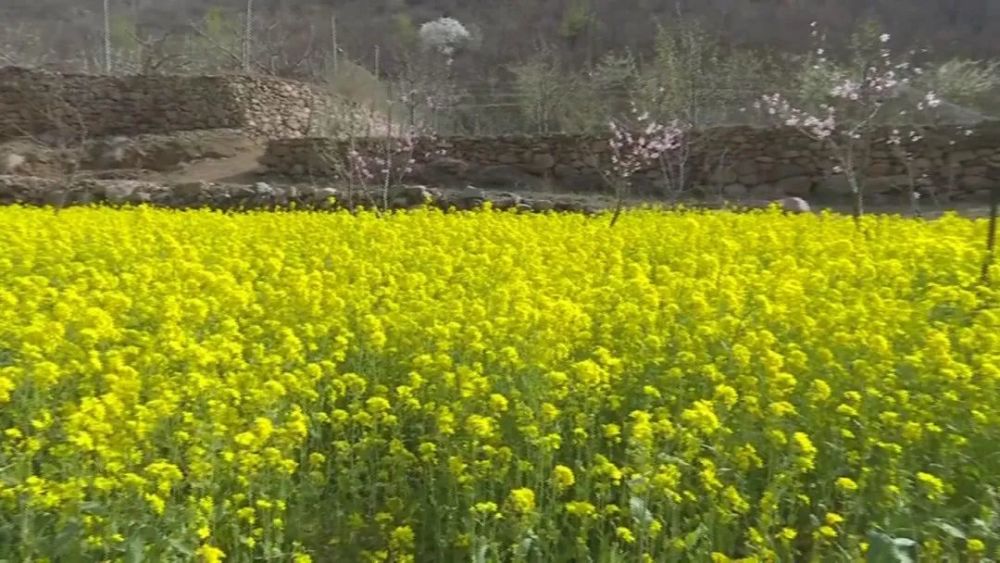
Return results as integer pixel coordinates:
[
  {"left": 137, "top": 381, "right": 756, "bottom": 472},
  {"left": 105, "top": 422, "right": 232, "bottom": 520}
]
[
  {"left": 0, "top": 153, "right": 26, "bottom": 174},
  {"left": 390, "top": 185, "right": 435, "bottom": 208},
  {"left": 101, "top": 182, "right": 138, "bottom": 204},
  {"left": 867, "top": 161, "right": 892, "bottom": 176},
  {"left": 0, "top": 175, "right": 54, "bottom": 203},
  {"left": 777, "top": 196, "right": 811, "bottom": 213},
  {"left": 526, "top": 153, "right": 556, "bottom": 173},
  {"left": 530, "top": 199, "right": 555, "bottom": 211},
  {"left": 490, "top": 192, "right": 523, "bottom": 209},
  {"left": 865, "top": 175, "right": 911, "bottom": 194},
  {"left": 410, "top": 158, "right": 467, "bottom": 187},
  {"left": 227, "top": 184, "right": 257, "bottom": 203},
  {"left": 425, "top": 157, "right": 470, "bottom": 176},
  {"left": 960, "top": 176, "right": 994, "bottom": 190},
  {"left": 253, "top": 181, "right": 275, "bottom": 195},
  {"left": 772, "top": 162, "right": 809, "bottom": 180},
  {"left": 710, "top": 168, "right": 738, "bottom": 185},
  {"left": 43, "top": 189, "right": 69, "bottom": 208},
  {"left": 312, "top": 188, "right": 338, "bottom": 207},
  {"left": 86, "top": 169, "right": 143, "bottom": 180},
  {"left": 735, "top": 160, "right": 758, "bottom": 176},
  {"left": 553, "top": 164, "right": 577, "bottom": 178},
  {"left": 815, "top": 174, "right": 853, "bottom": 198},
  {"left": 749, "top": 183, "right": 781, "bottom": 199},
  {"left": 449, "top": 185, "right": 485, "bottom": 209},
  {"left": 774, "top": 175, "right": 814, "bottom": 197},
  {"left": 948, "top": 150, "right": 976, "bottom": 164},
  {"left": 130, "top": 190, "right": 152, "bottom": 204},
  {"left": 987, "top": 159, "right": 1000, "bottom": 180},
  {"left": 66, "top": 188, "right": 96, "bottom": 206},
  {"left": 471, "top": 165, "right": 544, "bottom": 190},
  {"left": 173, "top": 181, "right": 210, "bottom": 201},
  {"left": 722, "top": 183, "right": 748, "bottom": 199},
  {"left": 497, "top": 191, "right": 524, "bottom": 204},
  {"left": 561, "top": 171, "right": 606, "bottom": 192}
]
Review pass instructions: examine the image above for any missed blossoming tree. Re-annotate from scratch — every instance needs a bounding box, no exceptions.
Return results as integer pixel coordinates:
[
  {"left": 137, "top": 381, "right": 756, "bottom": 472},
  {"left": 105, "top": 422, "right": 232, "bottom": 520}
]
[
  {"left": 759, "top": 24, "right": 940, "bottom": 220},
  {"left": 604, "top": 109, "right": 685, "bottom": 226}
]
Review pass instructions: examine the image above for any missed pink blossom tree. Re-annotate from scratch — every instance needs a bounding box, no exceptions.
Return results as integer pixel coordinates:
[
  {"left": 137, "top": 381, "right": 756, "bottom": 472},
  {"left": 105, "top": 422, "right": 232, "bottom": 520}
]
[
  {"left": 603, "top": 109, "right": 685, "bottom": 226},
  {"left": 759, "top": 24, "right": 939, "bottom": 221}
]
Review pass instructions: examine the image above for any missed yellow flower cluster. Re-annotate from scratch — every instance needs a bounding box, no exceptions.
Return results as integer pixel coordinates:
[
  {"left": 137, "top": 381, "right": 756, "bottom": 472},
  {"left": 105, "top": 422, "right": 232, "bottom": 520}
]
[{"left": 1, "top": 205, "right": 999, "bottom": 561}]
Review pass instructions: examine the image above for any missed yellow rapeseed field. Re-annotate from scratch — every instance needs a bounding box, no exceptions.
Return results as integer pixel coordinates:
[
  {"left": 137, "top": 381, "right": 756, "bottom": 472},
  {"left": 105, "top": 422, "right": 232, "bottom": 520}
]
[{"left": 1, "top": 205, "right": 1000, "bottom": 562}]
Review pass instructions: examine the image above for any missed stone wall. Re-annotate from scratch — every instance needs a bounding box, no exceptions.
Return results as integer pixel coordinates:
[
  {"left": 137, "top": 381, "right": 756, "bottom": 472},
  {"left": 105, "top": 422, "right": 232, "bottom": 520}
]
[
  {"left": 0, "top": 66, "right": 319, "bottom": 142},
  {"left": 261, "top": 123, "right": 1000, "bottom": 203},
  {"left": 0, "top": 175, "right": 617, "bottom": 214}
]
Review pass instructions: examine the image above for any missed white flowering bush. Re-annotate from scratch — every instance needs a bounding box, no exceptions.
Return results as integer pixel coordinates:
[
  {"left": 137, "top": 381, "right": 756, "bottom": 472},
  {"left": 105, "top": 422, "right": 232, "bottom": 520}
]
[{"left": 418, "top": 17, "right": 471, "bottom": 57}]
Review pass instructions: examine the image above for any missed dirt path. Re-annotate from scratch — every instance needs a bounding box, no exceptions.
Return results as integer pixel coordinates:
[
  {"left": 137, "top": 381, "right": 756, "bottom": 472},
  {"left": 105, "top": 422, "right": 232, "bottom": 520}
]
[{"left": 145, "top": 145, "right": 267, "bottom": 185}]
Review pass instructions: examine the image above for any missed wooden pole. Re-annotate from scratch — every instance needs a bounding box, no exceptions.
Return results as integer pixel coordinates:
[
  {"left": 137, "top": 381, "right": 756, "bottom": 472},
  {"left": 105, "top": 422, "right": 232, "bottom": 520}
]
[
  {"left": 330, "top": 12, "right": 339, "bottom": 76},
  {"left": 103, "top": 0, "right": 112, "bottom": 73},
  {"left": 242, "top": 0, "right": 254, "bottom": 73}
]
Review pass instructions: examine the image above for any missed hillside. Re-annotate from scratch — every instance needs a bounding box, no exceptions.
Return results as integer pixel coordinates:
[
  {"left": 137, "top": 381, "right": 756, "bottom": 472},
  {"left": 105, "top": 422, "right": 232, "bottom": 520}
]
[
  {"left": 4, "top": 0, "right": 1000, "bottom": 72},
  {"left": 3, "top": 0, "right": 1000, "bottom": 135}
]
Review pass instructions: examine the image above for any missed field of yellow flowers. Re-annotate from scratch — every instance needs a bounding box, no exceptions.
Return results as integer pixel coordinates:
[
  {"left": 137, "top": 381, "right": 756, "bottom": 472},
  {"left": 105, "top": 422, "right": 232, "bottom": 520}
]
[{"left": 1, "top": 205, "right": 1000, "bottom": 562}]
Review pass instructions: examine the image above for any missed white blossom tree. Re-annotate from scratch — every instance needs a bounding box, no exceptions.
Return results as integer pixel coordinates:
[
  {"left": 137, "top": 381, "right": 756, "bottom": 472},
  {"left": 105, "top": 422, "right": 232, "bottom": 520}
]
[{"left": 418, "top": 17, "right": 470, "bottom": 59}]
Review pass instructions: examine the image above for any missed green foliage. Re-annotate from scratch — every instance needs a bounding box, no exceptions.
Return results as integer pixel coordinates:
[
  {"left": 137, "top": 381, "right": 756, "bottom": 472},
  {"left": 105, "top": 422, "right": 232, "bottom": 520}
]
[
  {"left": 847, "top": 18, "right": 889, "bottom": 75},
  {"left": 636, "top": 19, "right": 770, "bottom": 125},
  {"left": 108, "top": 14, "right": 138, "bottom": 54},
  {"left": 866, "top": 531, "right": 916, "bottom": 563},
  {"left": 392, "top": 13, "right": 419, "bottom": 51},
  {"left": 559, "top": 52, "right": 639, "bottom": 132},
  {"left": 917, "top": 58, "right": 1000, "bottom": 112},
  {"left": 559, "top": 0, "right": 594, "bottom": 42},
  {"left": 509, "top": 18, "right": 780, "bottom": 132},
  {"left": 509, "top": 47, "right": 569, "bottom": 133},
  {"left": 202, "top": 7, "right": 241, "bottom": 41}
]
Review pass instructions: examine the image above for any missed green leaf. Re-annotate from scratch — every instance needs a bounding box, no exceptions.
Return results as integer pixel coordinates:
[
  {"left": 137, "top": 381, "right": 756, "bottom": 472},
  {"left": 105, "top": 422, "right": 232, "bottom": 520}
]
[
  {"left": 167, "top": 538, "right": 195, "bottom": 557},
  {"left": 867, "top": 531, "right": 915, "bottom": 563},
  {"left": 629, "top": 496, "right": 653, "bottom": 526},
  {"left": 931, "top": 519, "right": 967, "bottom": 540},
  {"left": 684, "top": 523, "right": 707, "bottom": 549},
  {"left": 125, "top": 535, "right": 146, "bottom": 563},
  {"left": 473, "top": 541, "right": 489, "bottom": 563}
]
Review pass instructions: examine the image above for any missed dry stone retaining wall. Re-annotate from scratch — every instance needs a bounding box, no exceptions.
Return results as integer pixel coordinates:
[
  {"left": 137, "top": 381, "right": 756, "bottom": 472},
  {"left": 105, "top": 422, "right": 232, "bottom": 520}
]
[
  {"left": 0, "top": 175, "right": 627, "bottom": 214},
  {"left": 0, "top": 66, "right": 319, "bottom": 142},
  {"left": 262, "top": 124, "right": 1000, "bottom": 202}
]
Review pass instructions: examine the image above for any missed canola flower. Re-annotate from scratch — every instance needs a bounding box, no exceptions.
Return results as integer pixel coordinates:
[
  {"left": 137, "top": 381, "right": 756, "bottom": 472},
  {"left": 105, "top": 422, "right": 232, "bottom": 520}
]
[{"left": 1, "top": 205, "right": 1000, "bottom": 561}]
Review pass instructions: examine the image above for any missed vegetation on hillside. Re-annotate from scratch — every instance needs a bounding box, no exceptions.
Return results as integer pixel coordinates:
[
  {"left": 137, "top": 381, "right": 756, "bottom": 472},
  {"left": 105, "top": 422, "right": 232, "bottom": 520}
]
[{"left": 3, "top": 0, "right": 1000, "bottom": 135}]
